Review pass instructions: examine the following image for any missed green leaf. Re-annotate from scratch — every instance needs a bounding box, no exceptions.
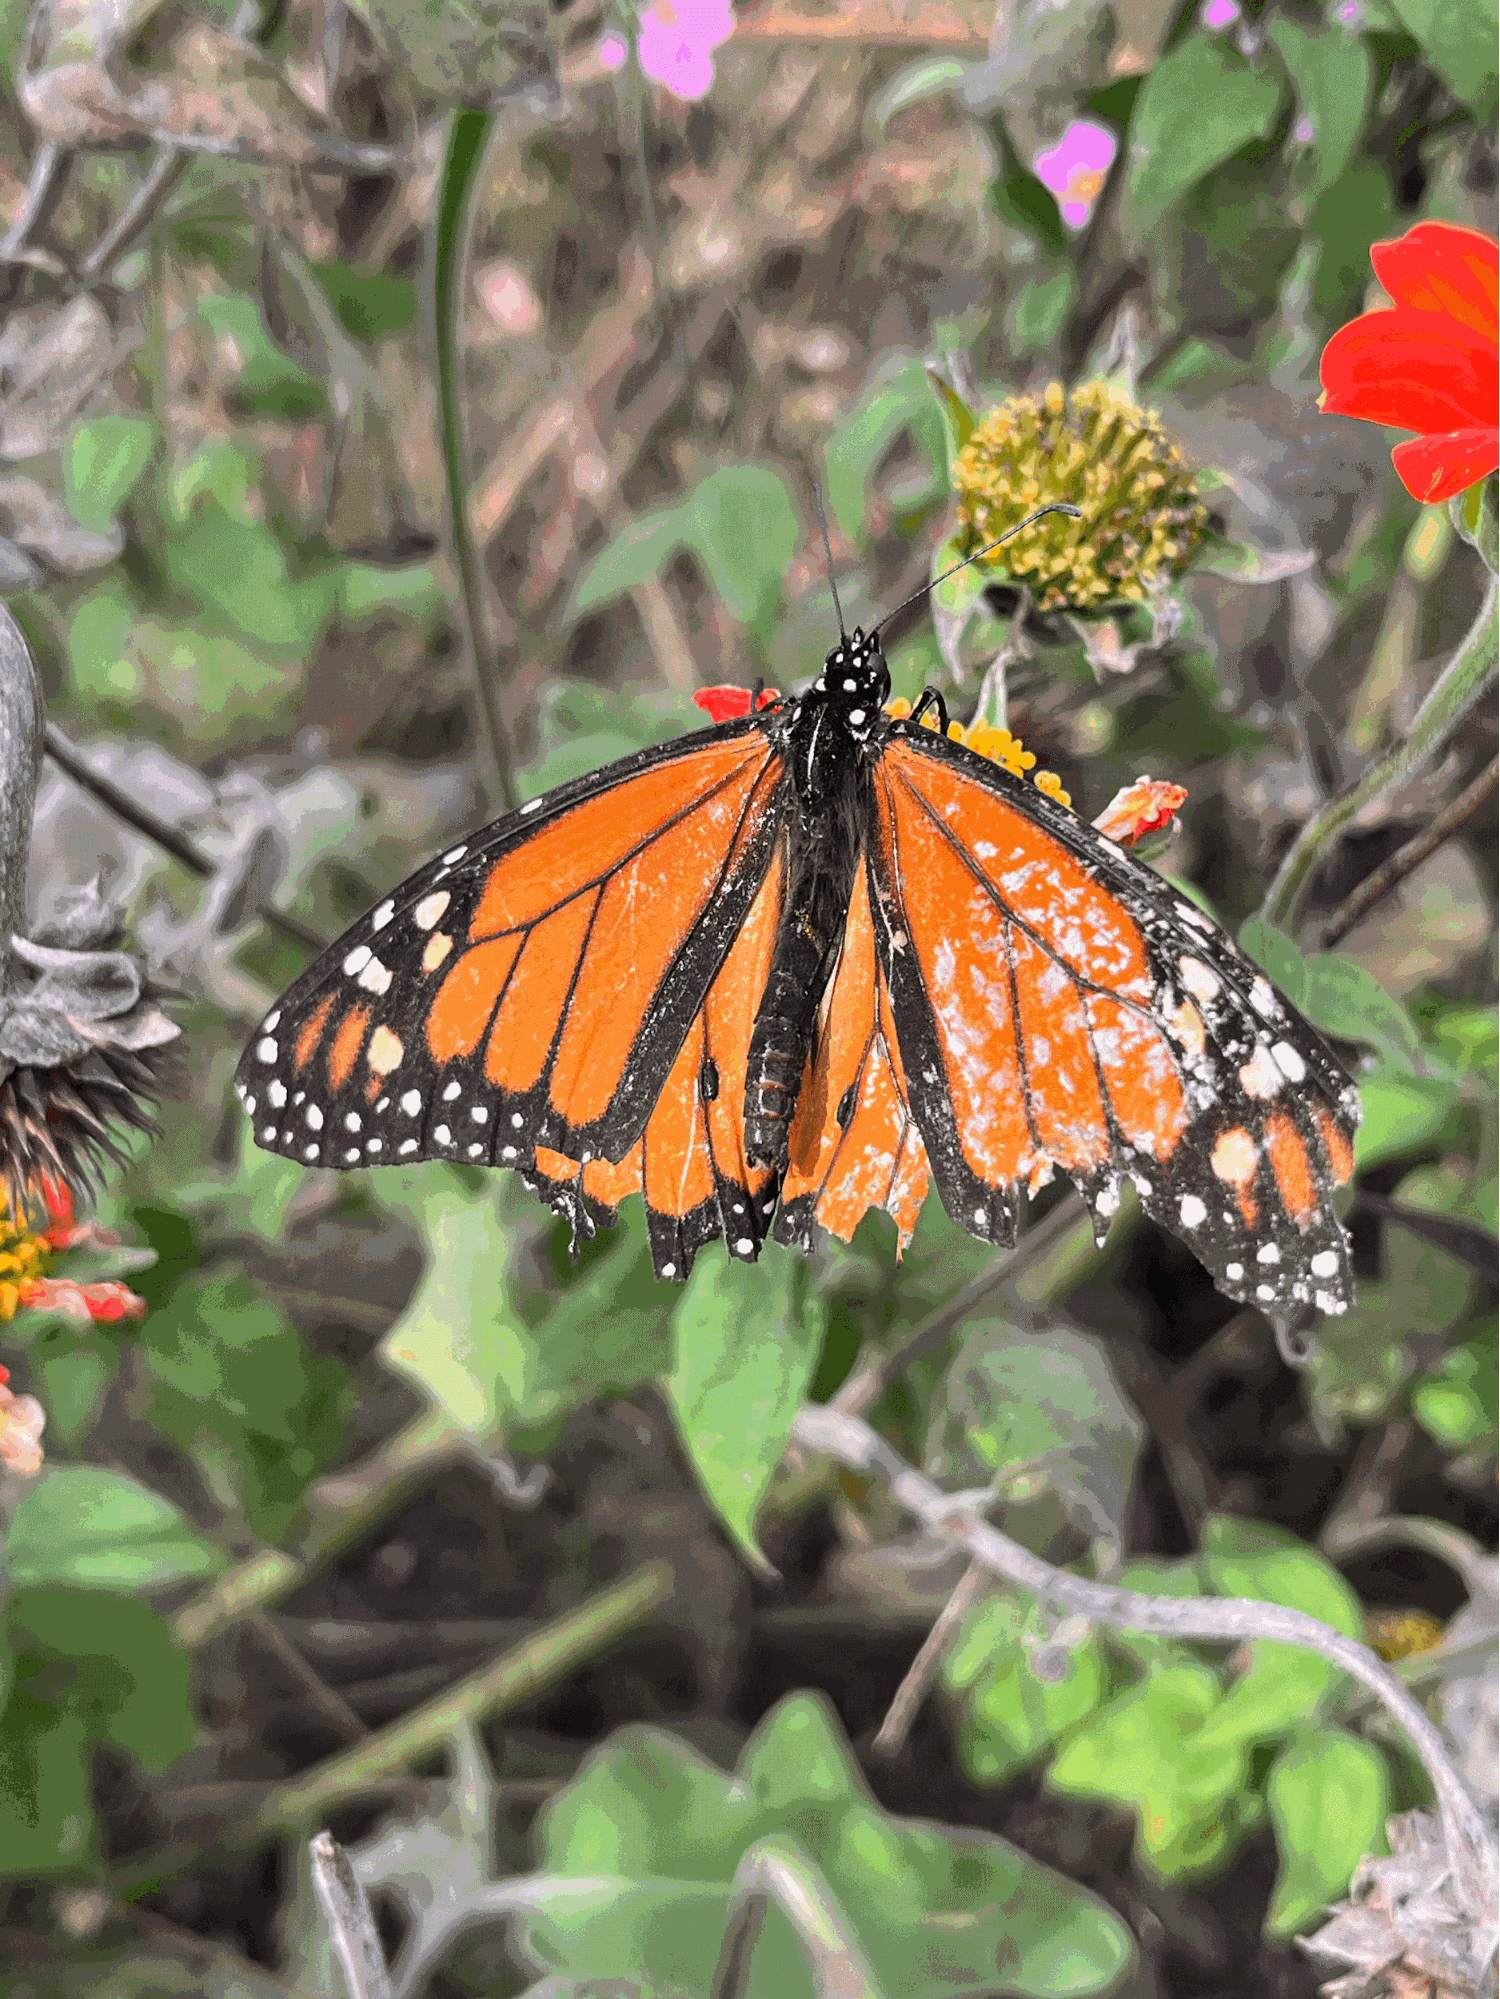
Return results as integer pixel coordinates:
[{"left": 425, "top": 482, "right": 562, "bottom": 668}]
[
  {"left": 1411, "top": 1320, "right": 1498, "bottom": 1451},
  {"left": 1265, "top": 1730, "right": 1387, "bottom": 1934},
  {"left": 988, "top": 116, "right": 1067, "bottom": 256},
  {"left": 1300, "top": 958, "right": 1422, "bottom": 1074},
  {"left": 335, "top": 560, "right": 443, "bottom": 623},
  {"left": 1267, "top": 19, "right": 1371, "bottom": 196},
  {"left": 1011, "top": 269, "right": 1078, "bottom": 355},
  {"left": 138, "top": 1269, "right": 348, "bottom": 1542},
  {"left": 29, "top": 1340, "right": 115, "bottom": 1444},
  {"left": 1353, "top": 1062, "right": 1461, "bottom": 1171},
  {"left": 4, "top": 1466, "right": 222, "bottom": 1592},
  {"left": 869, "top": 55, "right": 970, "bottom": 135},
  {"left": 164, "top": 504, "right": 332, "bottom": 650},
  {"left": 1127, "top": 36, "right": 1287, "bottom": 224},
  {"left": 924, "top": 369, "right": 976, "bottom": 471},
  {"left": 1194, "top": 1516, "right": 1362, "bottom": 1740},
  {"left": 943, "top": 1594, "right": 1106, "bottom": 1782},
  {"left": 570, "top": 504, "right": 691, "bottom": 618},
  {"left": 1307, "top": 1161, "right": 1478, "bottom": 1429},
  {"left": 63, "top": 414, "right": 157, "bottom": 533},
  {"left": 521, "top": 1692, "right": 1134, "bottom": 1997},
  {"left": 665, "top": 1248, "right": 824, "bottom": 1570},
  {"left": 1239, "top": 923, "right": 1422, "bottom": 1072},
  {"left": 924, "top": 1319, "right": 1143, "bottom": 1554},
  {"left": 379, "top": 1178, "right": 672, "bottom": 1444},
  {"left": 310, "top": 258, "right": 418, "bottom": 341},
  {"left": 1048, "top": 1664, "right": 1246, "bottom": 1879},
  {"left": 196, "top": 293, "right": 325, "bottom": 420},
  {"left": 8, "top": 1590, "right": 195, "bottom": 1773},
  {"left": 689, "top": 466, "right": 800, "bottom": 630},
  {"left": 0, "top": 1695, "right": 92, "bottom": 1877},
  {"left": 824, "top": 357, "right": 948, "bottom": 543},
  {"left": 1387, "top": 0, "right": 1497, "bottom": 114}
]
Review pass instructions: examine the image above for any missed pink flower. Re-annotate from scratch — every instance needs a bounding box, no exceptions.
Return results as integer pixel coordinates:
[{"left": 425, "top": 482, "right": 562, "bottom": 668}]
[
  {"left": 1199, "top": 0, "right": 1241, "bottom": 27},
  {"left": 1033, "top": 120, "right": 1118, "bottom": 230},
  {"left": 637, "top": 0, "right": 736, "bottom": 101},
  {"left": 597, "top": 30, "right": 629, "bottom": 71}
]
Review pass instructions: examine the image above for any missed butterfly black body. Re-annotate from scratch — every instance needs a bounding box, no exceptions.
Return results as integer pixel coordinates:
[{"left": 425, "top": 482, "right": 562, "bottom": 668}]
[{"left": 744, "top": 629, "right": 892, "bottom": 1167}]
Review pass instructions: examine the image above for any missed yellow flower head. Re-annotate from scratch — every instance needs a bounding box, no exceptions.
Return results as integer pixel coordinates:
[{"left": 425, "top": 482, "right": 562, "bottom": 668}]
[
  {"left": 952, "top": 380, "right": 1208, "bottom": 613},
  {"left": 885, "top": 700, "right": 1073, "bottom": 809}
]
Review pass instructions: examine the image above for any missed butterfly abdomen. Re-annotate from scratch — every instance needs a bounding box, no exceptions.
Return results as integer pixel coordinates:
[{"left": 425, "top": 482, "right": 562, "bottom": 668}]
[
  {"left": 744, "top": 765, "right": 863, "bottom": 1170},
  {"left": 745, "top": 914, "right": 830, "bottom": 1168}
]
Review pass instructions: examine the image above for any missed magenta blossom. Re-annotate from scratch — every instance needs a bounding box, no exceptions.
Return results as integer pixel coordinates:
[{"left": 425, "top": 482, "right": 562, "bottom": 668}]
[
  {"left": 637, "top": 0, "right": 736, "bottom": 100},
  {"left": 1199, "top": 0, "right": 1241, "bottom": 26},
  {"left": 1034, "top": 119, "right": 1118, "bottom": 230}
]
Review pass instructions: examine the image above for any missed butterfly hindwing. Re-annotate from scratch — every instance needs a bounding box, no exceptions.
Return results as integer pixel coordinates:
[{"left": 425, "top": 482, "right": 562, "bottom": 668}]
[
  {"left": 867, "top": 724, "right": 1359, "bottom": 1319},
  {"left": 533, "top": 839, "right": 787, "bottom": 1279},
  {"left": 235, "top": 723, "right": 791, "bottom": 1203},
  {"left": 776, "top": 856, "right": 930, "bottom": 1253}
]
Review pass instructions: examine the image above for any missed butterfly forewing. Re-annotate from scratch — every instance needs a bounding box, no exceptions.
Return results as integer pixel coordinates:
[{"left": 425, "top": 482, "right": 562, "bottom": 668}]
[
  {"left": 235, "top": 724, "right": 790, "bottom": 1198},
  {"left": 867, "top": 724, "right": 1359, "bottom": 1318}
]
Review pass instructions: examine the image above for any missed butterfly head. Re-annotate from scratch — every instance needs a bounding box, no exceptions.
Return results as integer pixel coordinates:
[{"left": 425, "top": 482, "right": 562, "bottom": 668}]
[{"left": 813, "top": 626, "right": 889, "bottom": 742}]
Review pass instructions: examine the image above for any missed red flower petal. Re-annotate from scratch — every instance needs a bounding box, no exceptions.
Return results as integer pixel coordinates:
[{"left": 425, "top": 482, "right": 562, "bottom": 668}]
[
  {"left": 1391, "top": 428, "right": 1500, "bottom": 505},
  {"left": 695, "top": 686, "right": 752, "bottom": 721},
  {"left": 692, "top": 686, "right": 780, "bottom": 722},
  {"left": 1370, "top": 222, "right": 1499, "bottom": 345},
  {"left": 1321, "top": 312, "right": 1496, "bottom": 434}
]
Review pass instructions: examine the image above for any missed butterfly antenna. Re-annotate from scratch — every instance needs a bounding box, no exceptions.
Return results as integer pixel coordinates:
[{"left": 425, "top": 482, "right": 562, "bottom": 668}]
[
  {"left": 871, "top": 500, "right": 1083, "bottom": 638},
  {"left": 813, "top": 483, "right": 849, "bottom": 646}
]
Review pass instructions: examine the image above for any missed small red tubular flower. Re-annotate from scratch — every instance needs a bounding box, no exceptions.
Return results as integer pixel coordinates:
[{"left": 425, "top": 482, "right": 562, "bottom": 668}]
[
  {"left": 1093, "top": 778, "right": 1187, "bottom": 848},
  {"left": 1320, "top": 222, "right": 1498, "bottom": 505},
  {"left": 693, "top": 686, "right": 781, "bottom": 723}
]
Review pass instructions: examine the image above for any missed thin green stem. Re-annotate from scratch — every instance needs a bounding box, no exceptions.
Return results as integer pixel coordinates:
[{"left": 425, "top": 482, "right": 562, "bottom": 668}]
[
  {"left": 432, "top": 108, "right": 519, "bottom": 815},
  {"left": 256, "top": 1561, "right": 673, "bottom": 1832},
  {"left": 1261, "top": 572, "right": 1498, "bottom": 932}
]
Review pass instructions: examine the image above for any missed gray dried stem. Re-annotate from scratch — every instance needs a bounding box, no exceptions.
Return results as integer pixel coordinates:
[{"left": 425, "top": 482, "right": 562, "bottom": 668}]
[
  {"left": 310, "top": 1830, "right": 396, "bottom": 1999},
  {"left": 791, "top": 1402, "right": 1500, "bottom": 1933}
]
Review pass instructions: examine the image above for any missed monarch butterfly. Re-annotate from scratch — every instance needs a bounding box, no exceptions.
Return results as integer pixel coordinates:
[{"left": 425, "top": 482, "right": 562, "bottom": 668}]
[{"left": 236, "top": 510, "right": 1359, "bottom": 1322}]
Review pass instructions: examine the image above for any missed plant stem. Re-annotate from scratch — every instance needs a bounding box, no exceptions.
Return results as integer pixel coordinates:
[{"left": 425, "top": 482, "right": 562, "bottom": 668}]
[
  {"left": 1318, "top": 753, "right": 1498, "bottom": 947},
  {"left": 1261, "top": 572, "right": 1498, "bottom": 932},
  {"left": 310, "top": 1831, "right": 394, "bottom": 1999},
  {"left": 432, "top": 108, "right": 519, "bottom": 815},
  {"left": 173, "top": 1405, "right": 465, "bottom": 1648},
  {"left": 792, "top": 1403, "right": 1499, "bottom": 1927},
  {"left": 0, "top": 606, "right": 45, "bottom": 995},
  {"left": 256, "top": 1561, "right": 673, "bottom": 1832},
  {"left": 43, "top": 723, "right": 327, "bottom": 955},
  {"left": 712, "top": 1837, "right": 884, "bottom": 1999}
]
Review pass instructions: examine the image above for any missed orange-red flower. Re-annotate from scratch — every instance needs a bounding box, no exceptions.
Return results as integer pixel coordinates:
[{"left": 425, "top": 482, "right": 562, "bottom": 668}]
[
  {"left": 1093, "top": 778, "right": 1188, "bottom": 848},
  {"left": 1320, "top": 221, "right": 1498, "bottom": 505}
]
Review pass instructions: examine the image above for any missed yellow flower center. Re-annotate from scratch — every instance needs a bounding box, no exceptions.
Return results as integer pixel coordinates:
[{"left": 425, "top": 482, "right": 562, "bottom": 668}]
[{"left": 951, "top": 379, "right": 1208, "bottom": 614}]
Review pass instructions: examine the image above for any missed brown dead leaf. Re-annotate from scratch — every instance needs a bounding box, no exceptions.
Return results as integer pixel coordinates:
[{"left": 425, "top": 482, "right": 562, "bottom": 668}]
[
  {"left": 0, "top": 476, "right": 123, "bottom": 573},
  {"left": 0, "top": 296, "right": 124, "bottom": 460}
]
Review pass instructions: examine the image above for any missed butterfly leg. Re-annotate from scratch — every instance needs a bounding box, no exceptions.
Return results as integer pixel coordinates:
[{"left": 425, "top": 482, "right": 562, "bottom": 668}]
[{"left": 909, "top": 688, "right": 949, "bottom": 732}]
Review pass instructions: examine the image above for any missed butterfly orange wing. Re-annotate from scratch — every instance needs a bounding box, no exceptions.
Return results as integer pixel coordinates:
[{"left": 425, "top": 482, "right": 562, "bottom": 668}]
[
  {"left": 865, "top": 727, "right": 1360, "bottom": 1320},
  {"left": 236, "top": 726, "right": 790, "bottom": 1260},
  {"left": 776, "top": 858, "right": 929, "bottom": 1253},
  {"left": 531, "top": 840, "right": 787, "bottom": 1277}
]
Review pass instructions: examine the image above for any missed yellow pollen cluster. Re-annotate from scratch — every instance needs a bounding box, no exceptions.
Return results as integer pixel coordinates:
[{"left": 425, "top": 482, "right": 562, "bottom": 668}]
[
  {"left": 885, "top": 700, "right": 1073, "bottom": 809},
  {"left": 0, "top": 1208, "right": 50, "bottom": 1321},
  {"left": 951, "top": 379, "right": 1208, "bottom": 612}
]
